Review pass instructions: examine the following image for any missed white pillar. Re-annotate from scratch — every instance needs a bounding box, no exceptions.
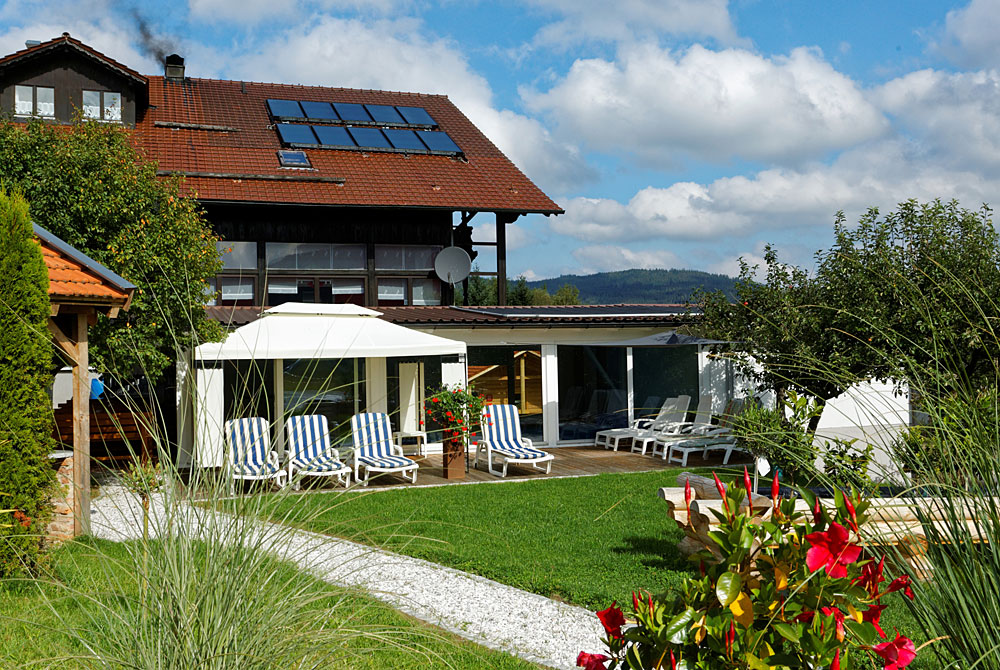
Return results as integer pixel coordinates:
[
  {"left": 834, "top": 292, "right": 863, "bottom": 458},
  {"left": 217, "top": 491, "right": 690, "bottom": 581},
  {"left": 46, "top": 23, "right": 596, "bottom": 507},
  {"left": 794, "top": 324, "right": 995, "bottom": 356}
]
[
  {"left": 541, "top": 345, "right": 559, "bottom": 446},
  {"left": 366, "top": 357, "right": 388, "bottom": 413},
  {"left": 626, "top": 347, "right": 635, "bottom": 425},
  {"left": 273, "top": 359, "right": 285, "bottom": 458},
  {"left": 195, "top": 364, "right": 226, "bottom": 468}
]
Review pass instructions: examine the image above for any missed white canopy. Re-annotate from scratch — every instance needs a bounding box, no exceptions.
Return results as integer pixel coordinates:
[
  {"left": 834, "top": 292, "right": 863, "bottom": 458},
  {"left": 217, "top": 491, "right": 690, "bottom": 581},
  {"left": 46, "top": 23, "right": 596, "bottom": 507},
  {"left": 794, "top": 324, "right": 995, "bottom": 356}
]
[{"left": 195, "top": 303, "right": 466, "bottom": 361}]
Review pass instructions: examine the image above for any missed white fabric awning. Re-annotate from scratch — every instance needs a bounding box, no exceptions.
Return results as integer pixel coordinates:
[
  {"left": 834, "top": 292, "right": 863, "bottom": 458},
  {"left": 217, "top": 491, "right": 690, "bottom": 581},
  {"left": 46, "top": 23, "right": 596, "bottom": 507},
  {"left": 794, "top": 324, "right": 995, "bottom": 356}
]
[{"left": 195, "top": 303, "right": 466, "bottom": 361}]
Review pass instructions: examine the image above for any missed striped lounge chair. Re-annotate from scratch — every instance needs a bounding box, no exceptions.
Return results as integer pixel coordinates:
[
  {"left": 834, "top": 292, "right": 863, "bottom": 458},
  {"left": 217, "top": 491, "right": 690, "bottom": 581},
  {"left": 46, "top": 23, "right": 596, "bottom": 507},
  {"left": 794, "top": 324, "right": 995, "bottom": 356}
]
[
  {"left": 224, "top": 417, "right": 287, "bottom": 493},
  {"left": 350, "top": 412, "right": 418, "bottom": 486},
  {"left": 285, "top": 414, "right": 351, "bottom": 489},
  {"left": 476, "top": 404, "right": 554, "bottom": 477}
]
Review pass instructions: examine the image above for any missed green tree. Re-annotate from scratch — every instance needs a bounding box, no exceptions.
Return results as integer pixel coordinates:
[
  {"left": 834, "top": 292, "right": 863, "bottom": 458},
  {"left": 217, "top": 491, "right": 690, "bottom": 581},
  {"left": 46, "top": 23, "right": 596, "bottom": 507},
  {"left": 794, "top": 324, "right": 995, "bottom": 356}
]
[
  {"left": 551, "top": 283, "right": 580, "bottom": 305},
  {"left": 508, "top": 276, "right": 533, "bottom": 305},
  {"left": 0, "top": 118, "right": 222, "bottom": 382},
  {"left": 818, "top": 199, "right": 1000, "bottom": 393},
  {"left": 0, "top": 188, "right": 55, "bottom": 576}
]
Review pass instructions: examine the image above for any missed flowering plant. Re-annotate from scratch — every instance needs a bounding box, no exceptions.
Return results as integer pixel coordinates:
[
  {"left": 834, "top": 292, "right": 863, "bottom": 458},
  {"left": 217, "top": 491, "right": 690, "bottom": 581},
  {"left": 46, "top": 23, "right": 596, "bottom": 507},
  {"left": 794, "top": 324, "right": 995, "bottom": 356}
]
[
  {"left": 423, "top": 384, "right": 487, "bottom": 445},
  {"left": 580, "top": 470, "right": 920, "bottom": 670}
]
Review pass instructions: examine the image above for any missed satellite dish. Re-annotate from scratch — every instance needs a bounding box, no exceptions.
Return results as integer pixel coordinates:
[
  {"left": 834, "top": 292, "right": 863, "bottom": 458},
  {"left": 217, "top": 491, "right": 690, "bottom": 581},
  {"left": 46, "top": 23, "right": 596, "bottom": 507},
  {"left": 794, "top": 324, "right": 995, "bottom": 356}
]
[{"left": 434, "top": 246, "right": 472, "bottom": 284}]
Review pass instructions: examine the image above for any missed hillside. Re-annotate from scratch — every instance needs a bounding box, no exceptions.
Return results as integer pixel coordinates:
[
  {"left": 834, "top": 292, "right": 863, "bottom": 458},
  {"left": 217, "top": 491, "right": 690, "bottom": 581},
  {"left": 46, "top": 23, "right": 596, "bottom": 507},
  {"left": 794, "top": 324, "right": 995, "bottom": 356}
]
[{"left": 526, "top": 268, "right": 737, "bottom": 304}]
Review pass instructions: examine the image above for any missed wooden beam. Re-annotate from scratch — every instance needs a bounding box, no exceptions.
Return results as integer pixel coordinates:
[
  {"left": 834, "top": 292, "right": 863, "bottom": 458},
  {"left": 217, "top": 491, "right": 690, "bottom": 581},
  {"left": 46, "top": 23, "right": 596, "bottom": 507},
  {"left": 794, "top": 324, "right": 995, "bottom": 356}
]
[
  {"left": 47, "top": 318, "right": 79, "bottom": 364},
  {"left": 496, "top": 214, "right": 507, "bottom": 306},
  {"left": 72, "top": 312, "right": 90, "bottom": 536},
  {"left": 50, "top": 304, "right": 60, "bottom": 316}
]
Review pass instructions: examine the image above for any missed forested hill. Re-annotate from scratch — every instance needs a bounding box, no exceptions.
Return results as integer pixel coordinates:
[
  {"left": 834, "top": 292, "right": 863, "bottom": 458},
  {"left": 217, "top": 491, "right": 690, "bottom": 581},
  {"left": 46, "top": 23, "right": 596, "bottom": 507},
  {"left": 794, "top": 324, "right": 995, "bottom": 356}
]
[{"left": 526, "top": 269, "right": 738, "bottom": 304}]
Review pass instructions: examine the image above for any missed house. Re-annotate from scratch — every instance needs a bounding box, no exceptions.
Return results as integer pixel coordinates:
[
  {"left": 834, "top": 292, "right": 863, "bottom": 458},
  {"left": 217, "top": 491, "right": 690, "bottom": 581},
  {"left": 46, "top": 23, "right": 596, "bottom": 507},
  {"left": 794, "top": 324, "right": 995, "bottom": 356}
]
[{"left": 0, "top": 32, "right": 562, "bottom": 309}]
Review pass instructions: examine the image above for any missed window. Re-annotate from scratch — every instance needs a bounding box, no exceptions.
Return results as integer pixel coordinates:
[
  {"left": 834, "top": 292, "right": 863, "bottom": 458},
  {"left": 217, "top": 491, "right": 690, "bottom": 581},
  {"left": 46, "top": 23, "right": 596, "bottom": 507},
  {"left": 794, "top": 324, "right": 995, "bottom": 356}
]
[
  {"left": 319, "top": 279, "right": 365, "bottom": 305},
  {"left": 82, "top": 90, "right": 122, "bottom": 121},
  {"left": 375, "top": 245, "right": 440, "bottom": 270},
  {"left": 14, "top": 85, "right": 54, "bottom": 117},
  {"left": 208, "top": 277, "right": 255, "bottom": 306},
  {"left": 411, "top": 278, "right": 441, "bottom": 305},
  {"left": 217, "top": 241, "right": 257, "bottom": 270},
  {"left": 468, "top": 346, "right": 543, "bottom": 442},
  {"left": 377, "top": 278, "right": 408, "bottom": 306},
  {"left": 557, "top": 346, "right": 628, "bottom": 441},
  {"left": 266, "top": 242, "right": 366, "bottom": 270},
  {"left": 267, "top": 278, "right": 316, "bottom": 305}
]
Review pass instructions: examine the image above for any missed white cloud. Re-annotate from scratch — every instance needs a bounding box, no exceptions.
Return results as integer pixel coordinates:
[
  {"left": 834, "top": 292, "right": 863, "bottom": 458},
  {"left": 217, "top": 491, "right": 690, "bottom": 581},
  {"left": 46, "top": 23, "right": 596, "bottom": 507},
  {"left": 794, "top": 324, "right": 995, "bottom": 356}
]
[
  {"left": 225, "top": 17, "right": 593, "bottom": 192},
  {"left": 474, "top": 221, "right": 534, "bottom": 251},
  {"left": 571, "top": 245, "right": 684, "bottom": 273},
  {"left": 527, "top": 0, "right": 745, "bottom": 48},
  {"left": 932, "top": 0, "right": 1000, "bottom": 69},
  {"left": 523, "top": 43, "right": 889, "bottom": 166},
  {"left": 187, "top": 0, "right": 410, "bottom": 24},
  {"left": 551, "top": 137, "right": 1000, "bottom": 243},
  {"left": 874, "top": 68, "right": 1000, "bottom": 174}
]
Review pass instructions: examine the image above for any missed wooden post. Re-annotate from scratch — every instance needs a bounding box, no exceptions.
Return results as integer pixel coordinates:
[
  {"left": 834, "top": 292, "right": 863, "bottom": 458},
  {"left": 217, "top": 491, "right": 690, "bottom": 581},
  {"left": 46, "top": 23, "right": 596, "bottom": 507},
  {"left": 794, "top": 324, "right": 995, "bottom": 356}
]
[
  {"left": 496, "top": 213, "right": 507, "bottom": 306},
  {"left": 72, "top": 313, "right": 90, "bottom": 536}
]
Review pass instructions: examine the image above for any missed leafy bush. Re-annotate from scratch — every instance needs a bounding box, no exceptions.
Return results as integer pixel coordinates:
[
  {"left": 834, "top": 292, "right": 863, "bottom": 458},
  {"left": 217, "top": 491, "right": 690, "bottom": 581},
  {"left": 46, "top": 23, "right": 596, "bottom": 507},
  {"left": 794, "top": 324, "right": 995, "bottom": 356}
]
[
  {"left": 423, "top": 384, "right": 486, "bottom": 443},
  {"left": 732, "top": 394, "right": 816, "bottom": 483},
  {"left": 579, "top": 472, "right": 919, "bottom": 670},
  {"left": 0, "top": 188, "right": 55, "bottom": 576}
]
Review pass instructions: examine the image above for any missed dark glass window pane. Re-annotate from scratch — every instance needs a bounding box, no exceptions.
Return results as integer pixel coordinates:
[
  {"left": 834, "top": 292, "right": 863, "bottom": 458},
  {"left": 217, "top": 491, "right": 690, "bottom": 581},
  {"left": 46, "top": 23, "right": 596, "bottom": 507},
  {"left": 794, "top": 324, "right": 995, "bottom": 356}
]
[
  {"left": 218, "top": 276, "right": 255, "bottom": 305},
  {"left": 217, "top": 241, "right": 257, "bottom": 269},
  {"left": 267, "top": 99, "right": 304, "bottom": 118},
  {"left": 284, "top": 358, "right": 365, "bottom": 446},
  {"left": 632, "top": 347, "right": 699, "bottom": 421},
  {"left": 333, "top": 103, "right": 371, "bottom": 122},
  {"left": 224, "top": 360, "right": 274, "bottom": 423},
  {"left": 300, "top": 100, "right": 337, "bottom": 119},
  {"left": 397, "top": 106, "right": 436, "bottom": 126},
  {"left": 267, "top": 278, "right": 316, "bottom": 305},
  {"left": 365, "top": 104, "right": 405, "bottom": 124},
  {"left": 348, "top": 127, "right": 391, "bottom": 149},
  {"left": 558, "top": 346, "right": 628, "bottom": 441},
  {"left": 319, "top": 278, "right": 365, "bottom": 305},
  {"left": 469, "top": 346, "right": 544, "bottom": 443},
  {"left": 377, "top": 278, "right": 408, "bottom": 306}
]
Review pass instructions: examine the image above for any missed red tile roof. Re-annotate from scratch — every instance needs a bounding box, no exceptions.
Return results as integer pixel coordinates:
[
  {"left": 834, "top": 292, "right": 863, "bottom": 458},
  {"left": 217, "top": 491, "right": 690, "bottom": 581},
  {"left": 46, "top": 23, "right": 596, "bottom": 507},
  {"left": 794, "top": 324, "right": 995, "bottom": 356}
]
[
  {"left": 37, "top": 231, "right": 134, "bottom": 310},
  {"left": 136, "top": 78, "right": 562, "bottom": 213},
  {"left": 205, "top": 305, "right": 692, "bottom": 328}
]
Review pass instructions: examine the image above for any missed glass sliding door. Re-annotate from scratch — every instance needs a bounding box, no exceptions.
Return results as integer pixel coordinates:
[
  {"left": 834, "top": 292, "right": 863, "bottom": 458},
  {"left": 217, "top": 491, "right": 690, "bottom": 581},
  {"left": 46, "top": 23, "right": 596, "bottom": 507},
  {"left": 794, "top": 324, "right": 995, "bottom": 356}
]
[
  {"left": 557, "top": 346, "right": 628, "bottom": 442},
  {"left": 468, "top": 346, "right": 544, "bottom": 442},
  {"left": 631, "top": 346, "right": 700, "bottom": 421},
  {"left": 283, "top": 358, "right": 365, "bottom": 445}
]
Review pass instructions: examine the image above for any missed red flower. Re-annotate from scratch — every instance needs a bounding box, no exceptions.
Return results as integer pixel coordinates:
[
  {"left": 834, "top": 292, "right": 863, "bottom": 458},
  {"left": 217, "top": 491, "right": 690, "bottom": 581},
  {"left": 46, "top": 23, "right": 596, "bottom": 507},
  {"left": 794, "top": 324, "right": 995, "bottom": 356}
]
[
  {"left": 432, "top": 397, "right": 440, "bottom": 403},
  {"left": 446, "top": 410, "right": 453, "bottom": 417},
  {"left": 596, "top": 602, "right": 626, "bottom": 639},
  {"left": 820, "top": 606, "right": 846, "bottom": 642},
  {"left": 771, "top": 471, "right": 780, "bottom": 508},
  {"left": 713, "top": 472, "right": 730, "bottom": 516},
  {"left": 743, "top": 466, "right": 753, "bottom": 506},
  {"left": 862, "top": 604, "right": 887, "bottom": 638},
  {"left": 854, "top": 557, "right": 885, "bottom": 598},
  {"left": 884, "top": 575, "right": 915, "bottom": 600},
  {"left": 831, "top": 649, "right": 841, "bottom": 670},
  {"left": 805, "top": 522, "right": 861, "bottom": 578},
  {"left": 684, "top": 477, "right": 692, "bottom": 516},
  {"left": 844, "top": 494, "right": 859, "bottom": 531},
  {"left": 725, "top": 620, "right": 735, "bottom": 657},
  {"left": 873, "top": 633, "right": 917, "bottom": 670},
  {"left": 812, "top": 497, "right": 824, "bottom": 524},
  {"left": 576, "top": 652, "right": 610, "bottom": 670},
  {"left": 632, "top": 590, "right": 641, "bottom": 612},
  {"left": 669, "top": 650, "right": 677, "bottom": 670}
]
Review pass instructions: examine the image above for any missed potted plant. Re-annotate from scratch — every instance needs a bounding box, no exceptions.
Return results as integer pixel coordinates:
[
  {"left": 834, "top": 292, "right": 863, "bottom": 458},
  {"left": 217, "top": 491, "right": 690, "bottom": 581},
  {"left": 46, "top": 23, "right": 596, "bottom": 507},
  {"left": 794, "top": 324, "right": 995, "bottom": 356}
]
[{"left": 424, "top": 384, "right": 486, "bottom": 479}]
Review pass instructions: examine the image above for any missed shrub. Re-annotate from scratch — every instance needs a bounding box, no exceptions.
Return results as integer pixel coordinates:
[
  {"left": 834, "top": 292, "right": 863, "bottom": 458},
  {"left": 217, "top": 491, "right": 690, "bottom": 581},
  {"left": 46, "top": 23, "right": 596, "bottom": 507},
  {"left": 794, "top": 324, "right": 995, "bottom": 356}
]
[
  {"left": 423, "top": 384, "right": 486, "bottom": 443},
  {"left": 0, "top": 188, "right": 55, "bottom": 576},
  {"left": 732, "top": 393, "right": 815, "bottom": 483},
  {"left": 579, "top": 472, "right": 919, "bottom": 670}
]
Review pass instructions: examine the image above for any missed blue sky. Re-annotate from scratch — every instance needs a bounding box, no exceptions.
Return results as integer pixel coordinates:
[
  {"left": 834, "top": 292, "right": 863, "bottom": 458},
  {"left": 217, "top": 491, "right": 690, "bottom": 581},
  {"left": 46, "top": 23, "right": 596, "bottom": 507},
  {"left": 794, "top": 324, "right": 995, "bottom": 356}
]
[{"left": 2, "top": 0, "right": 999, "bottom": 281}]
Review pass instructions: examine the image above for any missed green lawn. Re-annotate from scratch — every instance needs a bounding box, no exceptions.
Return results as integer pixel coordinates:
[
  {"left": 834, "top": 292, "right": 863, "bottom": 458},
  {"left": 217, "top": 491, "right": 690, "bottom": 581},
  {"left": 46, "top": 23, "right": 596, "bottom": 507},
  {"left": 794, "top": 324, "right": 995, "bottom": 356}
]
[
  {"left": 253, "top": 467, "right": 934, "bottom": 668},
  {"left": 0, "top": 538, "right": 538, "bottom": 669}
]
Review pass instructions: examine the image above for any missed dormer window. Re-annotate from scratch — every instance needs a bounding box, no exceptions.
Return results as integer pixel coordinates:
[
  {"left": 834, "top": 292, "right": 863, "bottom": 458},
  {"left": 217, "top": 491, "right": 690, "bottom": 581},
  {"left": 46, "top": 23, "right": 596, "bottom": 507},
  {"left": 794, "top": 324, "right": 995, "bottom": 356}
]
[
  {"left": 14, "top": 85, "right": 54, "bottom": 117},
  {"left": 82, "top": 90, "right": 122, "bottom": 122}
]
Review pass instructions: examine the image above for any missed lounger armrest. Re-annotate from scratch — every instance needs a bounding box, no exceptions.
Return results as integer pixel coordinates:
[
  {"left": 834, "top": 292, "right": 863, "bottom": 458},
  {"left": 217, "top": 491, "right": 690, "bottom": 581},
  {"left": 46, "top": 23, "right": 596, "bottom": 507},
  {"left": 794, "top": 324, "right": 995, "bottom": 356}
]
[
  {"left": 703, "top": 426, "right": 732, "bottom": 437},
  {"left": 522, "top": 437, "right": 533, "bottom": 448},
  {"left": 390, "top": 442, "right": 405, "bottom": 457},
  {"left": 633, "top": 418, "right": 654, "bottom": 429}
]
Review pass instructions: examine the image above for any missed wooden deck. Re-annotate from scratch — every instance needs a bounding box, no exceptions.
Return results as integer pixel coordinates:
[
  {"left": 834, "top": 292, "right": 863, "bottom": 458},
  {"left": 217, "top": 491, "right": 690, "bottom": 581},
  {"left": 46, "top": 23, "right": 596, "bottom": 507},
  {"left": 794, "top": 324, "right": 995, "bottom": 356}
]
[{"left": 349, "top": 445, "right": 748, "bottom": 490}]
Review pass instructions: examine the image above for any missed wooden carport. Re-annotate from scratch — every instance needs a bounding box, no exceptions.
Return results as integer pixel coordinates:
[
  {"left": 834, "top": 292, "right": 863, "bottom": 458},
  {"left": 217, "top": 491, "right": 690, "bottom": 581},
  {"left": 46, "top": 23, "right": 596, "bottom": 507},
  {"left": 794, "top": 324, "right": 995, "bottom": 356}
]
[{"left": 36, "top": 225, "right": 134, "bottom": 536}]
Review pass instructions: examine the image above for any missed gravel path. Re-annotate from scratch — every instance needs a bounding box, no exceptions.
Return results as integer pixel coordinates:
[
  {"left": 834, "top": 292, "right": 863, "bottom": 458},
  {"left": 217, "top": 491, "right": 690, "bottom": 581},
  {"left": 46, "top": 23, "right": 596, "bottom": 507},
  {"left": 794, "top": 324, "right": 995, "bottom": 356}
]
[{"left": 89, "top": 482, "right": 603, "bottom": 669}]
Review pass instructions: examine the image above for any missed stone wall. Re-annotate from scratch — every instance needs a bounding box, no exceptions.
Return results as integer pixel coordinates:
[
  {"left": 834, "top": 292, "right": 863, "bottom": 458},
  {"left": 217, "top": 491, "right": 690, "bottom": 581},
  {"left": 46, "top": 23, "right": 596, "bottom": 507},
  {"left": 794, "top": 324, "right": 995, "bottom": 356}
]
[{"left": 46, "top": 455, "right": 75, "bottom": 543}]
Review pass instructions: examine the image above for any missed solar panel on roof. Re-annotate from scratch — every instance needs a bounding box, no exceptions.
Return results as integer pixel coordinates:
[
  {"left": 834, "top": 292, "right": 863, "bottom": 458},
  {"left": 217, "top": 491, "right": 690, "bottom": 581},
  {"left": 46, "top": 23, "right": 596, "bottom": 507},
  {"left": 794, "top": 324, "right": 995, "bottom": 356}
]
[
  {"left": 277, "top": 150, "right": 311, "bottom": 167},
  {"left": 313, "top": 125, "right": 356, "bottom": 148},
  {"left": 333, "top": 103, "right": 371, "bottom": 123},
  {"left": 416, "top": 130, "right": 461, "bottom": 153},
  {"left": 397, "top": 106, "right": 436, "bottom": 126},
  {"left": 365, "top": 104, "right": 405, "bottom": 124},
  {"left": 347, "top": 127, "right": 391, "bottom": 149},
  {"left": 383, "top": 128, "right": 427, "bottom": 152},
  {"left": 267, "top": 99, "right": 305, "bottom": 119},
  {"left": 276, "top": 123, "right": 318, "bottom": 145},
  {"left": 300, "top": 101, "right": 338, "bottom": 120}
]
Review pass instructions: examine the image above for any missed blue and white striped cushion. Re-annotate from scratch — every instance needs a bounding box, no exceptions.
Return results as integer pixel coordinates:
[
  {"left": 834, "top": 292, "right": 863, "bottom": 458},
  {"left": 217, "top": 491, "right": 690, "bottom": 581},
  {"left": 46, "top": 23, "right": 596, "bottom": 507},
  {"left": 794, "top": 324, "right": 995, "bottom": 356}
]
[
  {"left": 480, "top": 404, "right": 547, "bottom": 460},
  {"left": 286, "top": 414, "right": 346, "bottom": 471},
  {"left": 358, "top": 454, "right": 417, "bottom": 469},
  {"left": 351, "top": 412, "right": 396, "bottom": 459},
  {"left": 226, "top": 417, "right": 277, "bottom": 476}
]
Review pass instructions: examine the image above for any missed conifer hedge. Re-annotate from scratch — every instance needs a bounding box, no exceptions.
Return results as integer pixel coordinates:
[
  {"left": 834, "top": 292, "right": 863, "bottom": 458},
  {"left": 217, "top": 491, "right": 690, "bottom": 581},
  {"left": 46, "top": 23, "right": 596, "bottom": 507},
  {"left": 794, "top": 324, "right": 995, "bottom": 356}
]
[{"left": 0, "top": 188, "right": 54, "bottom": 576}]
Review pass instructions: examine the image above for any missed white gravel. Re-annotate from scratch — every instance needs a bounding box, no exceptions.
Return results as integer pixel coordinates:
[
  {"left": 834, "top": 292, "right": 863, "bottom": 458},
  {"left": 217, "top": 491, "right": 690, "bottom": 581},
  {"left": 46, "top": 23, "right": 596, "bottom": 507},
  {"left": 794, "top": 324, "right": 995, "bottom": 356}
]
[{"left": 90, "top": 482, "right": 604, "bottom": 669}]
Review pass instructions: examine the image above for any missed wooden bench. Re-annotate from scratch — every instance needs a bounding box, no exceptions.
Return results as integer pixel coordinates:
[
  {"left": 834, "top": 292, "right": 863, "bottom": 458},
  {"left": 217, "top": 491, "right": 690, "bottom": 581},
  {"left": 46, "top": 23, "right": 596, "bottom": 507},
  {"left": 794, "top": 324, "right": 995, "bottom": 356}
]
[{"left": 52, "top": 399, "right": 157, "bottom": 463}]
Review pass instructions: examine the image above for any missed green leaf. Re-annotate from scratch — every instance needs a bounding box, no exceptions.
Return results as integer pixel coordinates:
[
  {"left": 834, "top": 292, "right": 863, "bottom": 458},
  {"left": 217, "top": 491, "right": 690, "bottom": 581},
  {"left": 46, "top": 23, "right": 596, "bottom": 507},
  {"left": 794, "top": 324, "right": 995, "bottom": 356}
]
[
  {"left": 773, "top": 622, "right": 801, "bottom": 644},
  {"left": 716, "top": 572, "right": 742, "bottom": 606},
  {"left": 746, "top": 653, "right": 772, "bottom": 670},
  {"left": 664, "top": 609, "right": 695, "bottom": 645}
]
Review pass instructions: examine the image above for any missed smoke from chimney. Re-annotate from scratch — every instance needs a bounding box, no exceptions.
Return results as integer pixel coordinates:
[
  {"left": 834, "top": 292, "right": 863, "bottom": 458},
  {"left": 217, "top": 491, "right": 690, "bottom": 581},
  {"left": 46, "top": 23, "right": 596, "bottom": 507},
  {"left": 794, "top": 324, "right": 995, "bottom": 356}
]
[{"left": 131, "top": 9, "right": 176, "bottom": 64}]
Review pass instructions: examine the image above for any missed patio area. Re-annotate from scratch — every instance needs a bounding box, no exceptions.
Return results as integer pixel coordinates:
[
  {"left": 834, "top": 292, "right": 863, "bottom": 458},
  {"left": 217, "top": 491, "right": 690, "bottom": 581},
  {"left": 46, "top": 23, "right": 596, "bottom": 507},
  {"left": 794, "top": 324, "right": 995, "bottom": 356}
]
[{"left": 330, "top": 444, "right": 749, "bottom": 490}]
